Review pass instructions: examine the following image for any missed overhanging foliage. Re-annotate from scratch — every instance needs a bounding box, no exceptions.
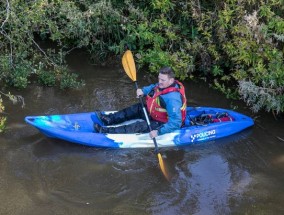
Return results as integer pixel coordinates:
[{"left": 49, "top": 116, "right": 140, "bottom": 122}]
[{"left": 0, "top": 0, "right": 284, "bottom": 125}]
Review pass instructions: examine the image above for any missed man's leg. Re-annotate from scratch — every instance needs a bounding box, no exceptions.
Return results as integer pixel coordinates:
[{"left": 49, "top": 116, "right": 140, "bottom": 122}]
[
  {"left": 98, "top": 103, "right": 145, "bottom": 125},
  {"left": 97, "top": 120, "right": 163, "bottom": 134}
]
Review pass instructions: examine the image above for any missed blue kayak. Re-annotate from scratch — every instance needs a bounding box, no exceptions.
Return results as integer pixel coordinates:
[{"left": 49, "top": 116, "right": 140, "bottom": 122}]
[{"left": 25, "top": 107, "right": 254, "bottom": 148}]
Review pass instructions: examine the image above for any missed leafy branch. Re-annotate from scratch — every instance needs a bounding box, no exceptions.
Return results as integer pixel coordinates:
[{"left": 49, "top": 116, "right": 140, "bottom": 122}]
[
  {"left": 0, "top": 89, "right": 24, "bottom": 133},
  {"left": 0, "top": 91, "right": 25, "bottom": 108}
]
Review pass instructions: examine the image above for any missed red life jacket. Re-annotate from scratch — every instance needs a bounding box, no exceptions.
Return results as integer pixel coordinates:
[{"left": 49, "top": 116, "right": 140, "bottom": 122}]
[{"left": 145, "top": 80, "right": 187, "bottom": 123}]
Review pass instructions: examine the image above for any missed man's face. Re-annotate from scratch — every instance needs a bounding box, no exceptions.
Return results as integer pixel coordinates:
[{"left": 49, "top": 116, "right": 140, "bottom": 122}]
[{"left": 158, "top": 73, "right": 174, "bottom": 89}]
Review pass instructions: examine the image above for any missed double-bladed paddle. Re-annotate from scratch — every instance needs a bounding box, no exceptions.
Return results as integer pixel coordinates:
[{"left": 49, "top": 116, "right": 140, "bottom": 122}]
[{"left": 122, "top": 50, "right": 169, "bottom": 181}]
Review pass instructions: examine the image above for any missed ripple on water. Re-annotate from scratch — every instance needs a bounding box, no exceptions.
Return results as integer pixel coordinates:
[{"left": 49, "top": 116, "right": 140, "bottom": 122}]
[{"left": 147, "top": 153, "right": 252, "bottom": 215}]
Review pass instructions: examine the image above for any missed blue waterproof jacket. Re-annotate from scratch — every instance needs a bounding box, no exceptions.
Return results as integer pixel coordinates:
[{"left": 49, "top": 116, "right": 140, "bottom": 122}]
[{"left": 142, "top": 83, "right": 183, "bottom": 135}]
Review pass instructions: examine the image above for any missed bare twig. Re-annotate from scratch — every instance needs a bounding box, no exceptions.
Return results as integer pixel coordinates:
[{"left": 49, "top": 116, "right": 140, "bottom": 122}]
[
  {"left": 30, "top": 36, "right": 58, "bottom": 67},
  {"left": 0, "top": 0, "right": 10, "bottom": 29}
]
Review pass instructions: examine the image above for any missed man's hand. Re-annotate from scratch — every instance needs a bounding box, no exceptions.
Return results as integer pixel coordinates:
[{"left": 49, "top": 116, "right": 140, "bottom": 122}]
[
  {"left": 149, "top": 130, "right": 158, "bottom": 139},
  {"left": 136, "top": 88, "right": 144, "bottom": 98}
]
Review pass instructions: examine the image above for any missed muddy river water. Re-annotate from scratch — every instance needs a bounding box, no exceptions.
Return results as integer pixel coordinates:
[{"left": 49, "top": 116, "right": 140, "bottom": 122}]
[{"left": 1, "top": 51, "right": 284, "bottom": 214}]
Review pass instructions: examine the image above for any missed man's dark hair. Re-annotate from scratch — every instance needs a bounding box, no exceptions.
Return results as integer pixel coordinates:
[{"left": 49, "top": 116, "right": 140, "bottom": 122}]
[{"left": 159, "top": 67, "right": 175, "bottom": 79}]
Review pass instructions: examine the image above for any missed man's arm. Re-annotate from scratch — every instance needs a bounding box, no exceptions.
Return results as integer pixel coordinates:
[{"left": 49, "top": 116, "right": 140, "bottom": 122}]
[{"left": 142, "top": 84, "right": 156, "bottom": 95}]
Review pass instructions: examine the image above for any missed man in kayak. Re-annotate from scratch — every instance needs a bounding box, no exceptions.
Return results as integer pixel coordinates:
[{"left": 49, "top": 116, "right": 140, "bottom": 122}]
[{"left": 93, "top": 67, "right": 187, "bottom": 139}]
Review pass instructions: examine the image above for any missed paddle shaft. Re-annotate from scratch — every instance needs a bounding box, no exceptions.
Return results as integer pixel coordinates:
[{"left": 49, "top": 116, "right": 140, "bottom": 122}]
[{"left": 134, "top": 81, "right": 159, "bottom": 152}]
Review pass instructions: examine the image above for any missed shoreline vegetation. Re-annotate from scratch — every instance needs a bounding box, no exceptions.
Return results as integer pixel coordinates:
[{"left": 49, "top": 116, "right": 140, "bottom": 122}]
[{"left": 1, "top": 0, "right": 284, "bottom": 131}]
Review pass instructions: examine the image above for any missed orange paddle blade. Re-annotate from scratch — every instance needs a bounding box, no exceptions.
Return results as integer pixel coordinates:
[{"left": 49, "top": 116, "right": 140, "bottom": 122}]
[
  {"left": 122, "top": 50, "right": 137, "bottom": 82},
  {"left": 158, "top": 153, "right": 170, "bottom": 181}
]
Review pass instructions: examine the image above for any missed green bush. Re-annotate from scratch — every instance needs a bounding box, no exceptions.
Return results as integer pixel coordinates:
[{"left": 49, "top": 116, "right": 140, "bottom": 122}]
[
  {"left": 38, "top": 71, "right": 56, "bottom": 87},
  {"left": 0, "top": 0, "right": 284, "bottom": 115},
  {"left": 191, "top": 0, "right": 284, "bottom": 114},
  {"left": 59, "top": 71, "right": 85, "bottom": 90}
]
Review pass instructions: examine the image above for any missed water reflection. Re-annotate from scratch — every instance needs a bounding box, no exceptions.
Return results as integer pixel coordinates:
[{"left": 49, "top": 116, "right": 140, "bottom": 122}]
[{"left": 147, "top": 151, "right": 251, "bottom": 215}]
